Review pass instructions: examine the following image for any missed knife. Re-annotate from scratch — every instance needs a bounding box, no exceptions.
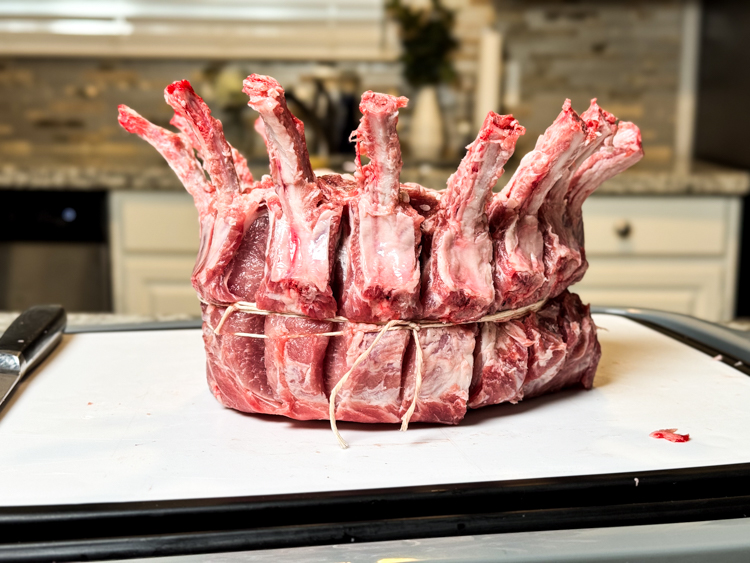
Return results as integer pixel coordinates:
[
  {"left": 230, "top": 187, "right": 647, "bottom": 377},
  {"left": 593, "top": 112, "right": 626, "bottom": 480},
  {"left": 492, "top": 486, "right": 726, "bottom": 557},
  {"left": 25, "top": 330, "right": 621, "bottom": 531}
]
[{"left": 0, "top": 305, "right": 66, "bottom": 409}]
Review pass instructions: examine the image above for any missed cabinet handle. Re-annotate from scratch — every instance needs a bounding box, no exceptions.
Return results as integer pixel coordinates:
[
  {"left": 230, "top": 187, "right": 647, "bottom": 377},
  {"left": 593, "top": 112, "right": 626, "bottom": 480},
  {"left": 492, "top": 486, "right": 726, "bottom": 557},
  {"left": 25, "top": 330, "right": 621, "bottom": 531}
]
[{"left": 614, "top": 219, "right": 632, "bottom": 239}]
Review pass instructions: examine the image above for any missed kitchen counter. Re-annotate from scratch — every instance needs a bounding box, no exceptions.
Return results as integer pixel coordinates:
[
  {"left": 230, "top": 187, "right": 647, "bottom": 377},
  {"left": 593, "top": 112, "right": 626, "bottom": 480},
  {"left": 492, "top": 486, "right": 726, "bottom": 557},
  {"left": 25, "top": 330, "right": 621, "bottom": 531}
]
[
  {"left": 401, "top": 162, "right": 750, "bottom": 195},
  {"left": 0, "top": 312, "right": 198, "bottom": 334},
  {"left": 1, "top": 161, "right": 749, "bottom": 196}
]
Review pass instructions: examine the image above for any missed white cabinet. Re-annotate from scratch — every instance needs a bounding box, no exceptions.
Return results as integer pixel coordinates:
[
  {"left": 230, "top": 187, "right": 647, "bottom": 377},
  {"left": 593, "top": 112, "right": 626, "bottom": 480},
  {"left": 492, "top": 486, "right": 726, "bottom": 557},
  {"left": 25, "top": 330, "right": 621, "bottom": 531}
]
[
  {"left": 109, "top": 191, "right": 200, "bottom": 317},
  {"left": 110, "top": 192, "right": 743, "bottom": 322},
  {"left": 575, "top": 196, "right": 742, "bottom": 322}
]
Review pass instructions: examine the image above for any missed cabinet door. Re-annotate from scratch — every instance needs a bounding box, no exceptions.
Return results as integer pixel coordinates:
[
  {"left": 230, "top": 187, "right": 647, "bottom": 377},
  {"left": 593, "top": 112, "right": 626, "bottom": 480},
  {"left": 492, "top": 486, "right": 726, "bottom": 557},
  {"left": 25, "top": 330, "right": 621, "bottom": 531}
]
[
  {"left": 120, "top": 256, "right": 200, "bottom": 317},
  {"left": 573, "top": 258, "right": 726, "bottom": 322},
  {"left": 110, "top": 192, "right": 201, "bottom": 316}
]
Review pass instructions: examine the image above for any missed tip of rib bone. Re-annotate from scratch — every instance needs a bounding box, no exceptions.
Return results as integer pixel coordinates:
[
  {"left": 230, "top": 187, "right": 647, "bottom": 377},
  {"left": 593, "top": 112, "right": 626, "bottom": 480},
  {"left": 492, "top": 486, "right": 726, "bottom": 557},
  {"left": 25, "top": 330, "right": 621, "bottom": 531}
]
[
  {"left": 117, "top": 105, "right": 147, "bottom": 135},
  {"left": 164, "top": 79, "right": 195, "bottom": 103},
  {"left": 359, "top": 91, "right": 408, "bottom": 114},
  {"left": 613, "top": 121, "right": 643, "bottom": 155},
  {"left": 243, "top": 74, "right": 284, "bottom": 104}
]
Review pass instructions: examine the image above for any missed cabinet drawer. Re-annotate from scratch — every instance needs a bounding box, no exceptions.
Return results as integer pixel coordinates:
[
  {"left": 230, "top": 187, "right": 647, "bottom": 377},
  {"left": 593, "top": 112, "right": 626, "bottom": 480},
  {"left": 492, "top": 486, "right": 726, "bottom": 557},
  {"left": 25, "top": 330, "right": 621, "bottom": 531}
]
[
  {"left": 118, "top": 192, "right": 199, "bottom": 253},
  {"left": 573, "top": 257, "right": 726, "bottom": 321},
  {"left": 582, "top": 197, "right": 728, "bottom": 256}
]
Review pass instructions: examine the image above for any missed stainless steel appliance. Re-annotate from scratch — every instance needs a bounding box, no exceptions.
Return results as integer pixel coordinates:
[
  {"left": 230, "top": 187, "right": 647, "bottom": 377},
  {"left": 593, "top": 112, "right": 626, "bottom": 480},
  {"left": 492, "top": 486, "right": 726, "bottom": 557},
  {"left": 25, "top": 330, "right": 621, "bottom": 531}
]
[{"left": 0, "top": 190, "right": 110, "bottom": 312}]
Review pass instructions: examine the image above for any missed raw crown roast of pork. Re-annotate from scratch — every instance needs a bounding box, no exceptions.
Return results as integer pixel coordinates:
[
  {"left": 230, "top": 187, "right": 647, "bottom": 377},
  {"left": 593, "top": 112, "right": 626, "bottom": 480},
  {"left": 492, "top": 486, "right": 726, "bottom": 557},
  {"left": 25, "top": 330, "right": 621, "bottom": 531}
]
[{"left": 118, "top": 75, "right": 643, "bottom": 427}]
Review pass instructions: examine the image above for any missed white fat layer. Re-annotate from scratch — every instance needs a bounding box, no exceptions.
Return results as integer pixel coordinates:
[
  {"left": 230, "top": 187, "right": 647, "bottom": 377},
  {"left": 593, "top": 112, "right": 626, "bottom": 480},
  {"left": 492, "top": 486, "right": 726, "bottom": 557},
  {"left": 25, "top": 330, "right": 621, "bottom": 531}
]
[
  {"left": 415, "top": 328, "right": 474, "bottom": 400},
  {"left": 358, "top": 206, "right": 419, "bottom": 292},
  {"left": 267, "top": 207, "right": 335, "bottom": 293},
  {"left": 478, "top": 322, "right": 498, "bottom": 367},
  {"left": 279, "top": 357, "right": 327, "bottom": 405},
  {"left": 436, "top": 228, "right": 493, "bottom": 299},
  {"left": 340, "top": 331, "right": 404, "bottom": 405},
  {"left": 504, "top": 215, "right": 543, "bottom": 272},
  {"left": 205, "top": 214, "right": 233, "bottom": 271}
]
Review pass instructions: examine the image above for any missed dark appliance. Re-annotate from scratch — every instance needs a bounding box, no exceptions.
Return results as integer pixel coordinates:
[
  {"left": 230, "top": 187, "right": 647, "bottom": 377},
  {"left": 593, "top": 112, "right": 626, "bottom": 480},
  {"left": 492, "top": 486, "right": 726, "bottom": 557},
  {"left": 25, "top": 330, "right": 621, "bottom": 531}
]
[{"left": 0, "top": 189, "right": 110, "bottom": 312}]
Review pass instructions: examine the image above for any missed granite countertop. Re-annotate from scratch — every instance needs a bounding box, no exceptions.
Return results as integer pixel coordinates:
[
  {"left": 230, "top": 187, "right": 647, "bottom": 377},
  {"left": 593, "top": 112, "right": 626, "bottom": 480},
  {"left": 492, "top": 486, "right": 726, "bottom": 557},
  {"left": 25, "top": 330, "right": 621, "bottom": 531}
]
[
  {"left": 0, "top": 312, "right": 199, "bottom": 334},
  {"left": 402, "top": 162, "right": 750, "bottom": 195},
  {"left": 2, "top": 161, "right": 749, "bottom": 196}
]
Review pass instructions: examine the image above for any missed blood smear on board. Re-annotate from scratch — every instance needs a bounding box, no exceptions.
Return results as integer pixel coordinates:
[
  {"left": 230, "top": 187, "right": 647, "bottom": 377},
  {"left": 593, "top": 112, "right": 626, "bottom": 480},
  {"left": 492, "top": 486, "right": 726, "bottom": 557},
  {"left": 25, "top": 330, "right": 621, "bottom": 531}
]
[{"left": 650, "top": 428, "right": 690, "bottom": 443}]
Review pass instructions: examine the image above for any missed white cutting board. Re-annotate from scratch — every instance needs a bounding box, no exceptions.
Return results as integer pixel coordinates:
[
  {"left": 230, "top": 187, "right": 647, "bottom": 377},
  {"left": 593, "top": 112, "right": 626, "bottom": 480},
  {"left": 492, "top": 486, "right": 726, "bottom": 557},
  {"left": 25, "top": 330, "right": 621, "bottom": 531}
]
[{"left": 1, "top": 314, "right": 750, "bottom": 507}]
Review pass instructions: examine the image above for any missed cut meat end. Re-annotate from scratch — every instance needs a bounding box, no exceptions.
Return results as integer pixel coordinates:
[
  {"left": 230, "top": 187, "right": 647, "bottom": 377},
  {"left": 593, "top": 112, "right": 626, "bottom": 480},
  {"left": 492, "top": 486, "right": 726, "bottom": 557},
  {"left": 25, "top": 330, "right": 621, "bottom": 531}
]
[
  {"left": 553, "top": 291, "right": 601, "bottom": 391},
  {"left": 401, "top": 325, "right": 477, "bottom": 424},
  {"left": 422, "top": 112, "right": 525, "bottom": 322},
  {"left": 468, "top": 290, "right": 600, "bottom": 409},
  {"left": 522, "top": 301, "right": 568, "bottom": 398},
  {"left": 202, "top": 304, "right": 282, "bottom": 415},
  {"left": 324, "top": 324, "right": 409, "bottom": 423},
  {"left": 469, "top": 319, "right": 530, "bottom": 408},
  {"left": 264, "top": 315, "right": 333, "bottom": 420},
  {"left": 337, "top": 91, "right": 423, "bottom": 322},
  {"left": 523, "top": 290, "right": 599, "bottom": 399},
  {"left": 243, "top": 74, "right": 343, "bottom": 320},
  {"left": 489, "top": 100, "right": 587, "bottom": 312}
]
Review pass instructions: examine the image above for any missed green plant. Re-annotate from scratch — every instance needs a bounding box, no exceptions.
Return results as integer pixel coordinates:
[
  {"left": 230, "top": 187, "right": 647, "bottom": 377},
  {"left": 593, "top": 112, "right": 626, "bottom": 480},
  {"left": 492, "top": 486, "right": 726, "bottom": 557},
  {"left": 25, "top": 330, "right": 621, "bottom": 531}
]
[{"left": 387, "top": 0, "right": 458, "bottom": 87}]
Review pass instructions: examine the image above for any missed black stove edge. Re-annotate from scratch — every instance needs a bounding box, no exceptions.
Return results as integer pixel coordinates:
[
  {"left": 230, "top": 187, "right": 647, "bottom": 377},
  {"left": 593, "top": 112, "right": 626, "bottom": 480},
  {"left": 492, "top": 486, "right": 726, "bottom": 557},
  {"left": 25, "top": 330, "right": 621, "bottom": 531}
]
[{"left": 1, "top": 463, "right": 749, "bottom": 562}]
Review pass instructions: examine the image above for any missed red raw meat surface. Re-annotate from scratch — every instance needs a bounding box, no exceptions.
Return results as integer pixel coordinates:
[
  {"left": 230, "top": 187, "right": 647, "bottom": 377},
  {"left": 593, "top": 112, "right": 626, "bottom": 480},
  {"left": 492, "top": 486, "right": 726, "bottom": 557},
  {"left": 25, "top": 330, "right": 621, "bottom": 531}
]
[{"left": 120, "top": 76, "right": 643, "bottom": 427}]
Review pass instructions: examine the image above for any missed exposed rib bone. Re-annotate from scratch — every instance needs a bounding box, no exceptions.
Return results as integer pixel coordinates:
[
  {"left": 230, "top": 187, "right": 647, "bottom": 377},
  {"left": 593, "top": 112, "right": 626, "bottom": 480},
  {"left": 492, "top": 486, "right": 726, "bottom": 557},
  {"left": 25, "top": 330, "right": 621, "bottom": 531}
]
[
  {"left": 337, "top": 92, "right": 422, "bottom": 322},
  {"left": 422, "top": 112, "right": 525, "bottom": 322},
  {"left": 489, "top": 100, "right": 587, "bottom": 312},
  {"left": 117, "top": 105, "right": 213, "bottom": 216},
  {"left": 164, "top": 80, "right": 241, "bottom": 200},
  {"left": 171, "top": 111, "right": 256, "bottom": 192},
  {"left": 243, "top": 74, "right": 342, "bottom": 320}
]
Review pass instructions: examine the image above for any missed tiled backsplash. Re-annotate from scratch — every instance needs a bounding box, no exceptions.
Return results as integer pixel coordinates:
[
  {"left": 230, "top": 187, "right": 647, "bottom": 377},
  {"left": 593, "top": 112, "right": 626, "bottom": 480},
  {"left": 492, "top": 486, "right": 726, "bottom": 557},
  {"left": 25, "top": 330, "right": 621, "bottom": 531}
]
[
  {"left": 0, "top": 0, "right": 685, "bottom": 176},
  {"left": 493, "top": 1, "right": 683, "bottom": 170}
]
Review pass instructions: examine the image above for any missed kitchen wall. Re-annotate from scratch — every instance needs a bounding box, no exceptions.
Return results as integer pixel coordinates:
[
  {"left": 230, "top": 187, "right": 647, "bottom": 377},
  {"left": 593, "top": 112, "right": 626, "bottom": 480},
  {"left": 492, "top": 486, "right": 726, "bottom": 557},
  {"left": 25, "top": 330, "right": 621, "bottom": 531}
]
[
  {"left": 0, "top": 0, "right": 685, "bottom": 177},
  {"left": 492, "top": 0, "right": 683, "bottom": 171}
]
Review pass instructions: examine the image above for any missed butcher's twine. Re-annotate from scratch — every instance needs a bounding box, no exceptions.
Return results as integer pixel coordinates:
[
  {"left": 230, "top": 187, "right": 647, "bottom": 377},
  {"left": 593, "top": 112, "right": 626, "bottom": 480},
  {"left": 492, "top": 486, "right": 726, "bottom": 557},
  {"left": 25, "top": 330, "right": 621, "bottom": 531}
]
[{"left": 199, "top": 297, "right": 547, "bottom": 449}]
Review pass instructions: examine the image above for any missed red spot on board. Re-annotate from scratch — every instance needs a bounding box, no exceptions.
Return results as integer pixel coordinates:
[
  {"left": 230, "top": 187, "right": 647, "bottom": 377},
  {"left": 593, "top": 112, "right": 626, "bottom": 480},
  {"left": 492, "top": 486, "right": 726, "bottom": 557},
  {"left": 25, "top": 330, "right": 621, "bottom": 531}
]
[{"left": 650, "top": 428, "right": 690, "bottom": 443}]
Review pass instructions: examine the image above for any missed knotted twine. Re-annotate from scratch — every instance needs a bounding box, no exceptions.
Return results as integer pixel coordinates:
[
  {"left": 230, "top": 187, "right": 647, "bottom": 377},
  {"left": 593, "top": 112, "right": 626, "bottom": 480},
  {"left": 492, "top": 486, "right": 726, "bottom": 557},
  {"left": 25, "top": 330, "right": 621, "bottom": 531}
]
[{"left": 202, "top": 297, "right": 547, "bottom": 448}]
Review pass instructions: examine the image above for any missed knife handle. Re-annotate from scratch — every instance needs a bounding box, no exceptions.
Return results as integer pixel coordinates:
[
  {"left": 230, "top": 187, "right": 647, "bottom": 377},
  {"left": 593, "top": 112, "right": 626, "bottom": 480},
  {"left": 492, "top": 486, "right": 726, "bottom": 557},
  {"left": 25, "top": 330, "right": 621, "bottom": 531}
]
[{"left": 0, "top": 306, "right": 67, "bottom": 377}]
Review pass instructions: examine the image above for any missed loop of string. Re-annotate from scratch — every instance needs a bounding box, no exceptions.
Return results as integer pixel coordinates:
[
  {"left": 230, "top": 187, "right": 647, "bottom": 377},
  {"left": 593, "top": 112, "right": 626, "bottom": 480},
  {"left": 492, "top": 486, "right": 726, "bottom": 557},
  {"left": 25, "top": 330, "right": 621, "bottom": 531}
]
[{"left": 199, "top": 296, "right": 547, "bottom": 448}]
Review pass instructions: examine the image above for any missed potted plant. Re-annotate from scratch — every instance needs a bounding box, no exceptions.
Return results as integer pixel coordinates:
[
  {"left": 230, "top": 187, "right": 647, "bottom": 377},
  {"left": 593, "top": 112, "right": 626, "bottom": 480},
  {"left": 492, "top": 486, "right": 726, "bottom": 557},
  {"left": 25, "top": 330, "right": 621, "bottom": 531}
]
[{"left": 387, "top": 0, "right": 458, "bottom": 162}]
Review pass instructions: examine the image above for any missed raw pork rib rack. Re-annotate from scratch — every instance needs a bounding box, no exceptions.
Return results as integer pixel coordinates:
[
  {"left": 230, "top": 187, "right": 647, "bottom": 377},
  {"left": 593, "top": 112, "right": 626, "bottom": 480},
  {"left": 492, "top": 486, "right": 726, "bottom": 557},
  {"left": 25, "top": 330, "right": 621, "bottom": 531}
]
[{"left": 119, "top": 75, "right": 643, "bottom": 434}]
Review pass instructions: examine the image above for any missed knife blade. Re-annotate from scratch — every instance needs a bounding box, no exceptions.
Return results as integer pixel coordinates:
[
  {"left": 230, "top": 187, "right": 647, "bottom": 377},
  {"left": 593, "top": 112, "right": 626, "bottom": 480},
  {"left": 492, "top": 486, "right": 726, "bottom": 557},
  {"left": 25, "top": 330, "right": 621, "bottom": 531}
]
[{"left": 0, "top": 305, "right": 66, "bottom": 409}]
